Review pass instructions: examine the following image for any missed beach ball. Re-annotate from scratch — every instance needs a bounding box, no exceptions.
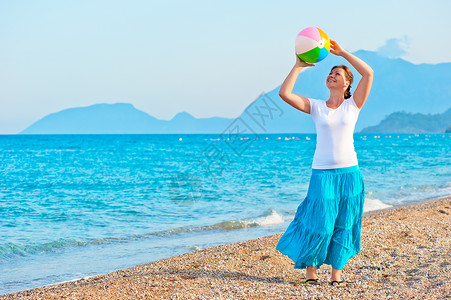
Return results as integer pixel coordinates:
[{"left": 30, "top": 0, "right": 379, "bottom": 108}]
[{"left": 295, "top": 27, "right": 330, "bottom": 63}]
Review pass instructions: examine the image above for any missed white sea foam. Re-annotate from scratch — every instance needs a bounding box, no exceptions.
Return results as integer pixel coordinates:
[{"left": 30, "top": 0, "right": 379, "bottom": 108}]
[
  {"left": 255, "top": 209, "right": 285, "bottom": 226},
  {"left": 190, "top": 246, "right": 204, "bottom": 251},
  {"left": 363, "top": 198, "right": 392, "bottom": 213},
  {"left": 211, "top": 209, "right": 285, "bottom": 231}
]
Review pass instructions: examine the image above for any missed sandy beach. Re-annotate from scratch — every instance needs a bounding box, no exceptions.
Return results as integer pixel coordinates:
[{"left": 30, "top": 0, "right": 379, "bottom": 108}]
[{"left": 2, "top": 196, "right": 450, "bottom": 299}]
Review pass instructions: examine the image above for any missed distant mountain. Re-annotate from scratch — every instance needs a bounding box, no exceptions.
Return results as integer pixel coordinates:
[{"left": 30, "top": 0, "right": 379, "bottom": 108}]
[
  {"left": 20, "top": 50, "right": 451, "bottom": 134},
  {"left": 360, "top": 108, "right": 451, "bottom": 133},
  {"left": 20, "top": 103, "right": 234, "bottom": 134}
]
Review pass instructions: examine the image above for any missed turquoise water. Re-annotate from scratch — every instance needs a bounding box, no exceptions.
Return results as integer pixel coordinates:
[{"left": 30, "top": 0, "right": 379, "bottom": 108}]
[{"left": 1, "top": 133, "right": 450, "bottom": 294}]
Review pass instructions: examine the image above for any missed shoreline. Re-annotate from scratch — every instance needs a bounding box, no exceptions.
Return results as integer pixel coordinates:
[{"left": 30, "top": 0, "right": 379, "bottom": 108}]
[{"left": 2, "top": 195, "right": 450, "bottom": 299}]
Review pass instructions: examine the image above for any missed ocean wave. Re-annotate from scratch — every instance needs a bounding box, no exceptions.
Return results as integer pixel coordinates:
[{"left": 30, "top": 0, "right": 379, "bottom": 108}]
[
  {"left": 400, "top": 182, "right": 451, "bottom": 198},
  {"left": 378, "top": 182, "right": 451, "bottom": 205},
  {"left": 0, "top": 209, "right": 286, "bottom": 260},
  {"left": 211, "top": 209, "right": 285, "bottom": 230},
  {"left": 166, "top": 209, "right": 285, "bottom": 232}
]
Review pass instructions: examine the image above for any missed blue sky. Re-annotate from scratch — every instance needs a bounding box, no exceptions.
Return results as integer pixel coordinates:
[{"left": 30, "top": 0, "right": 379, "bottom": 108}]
[{"left": 1, "top": 0, "right": 450, "bottom": 134}]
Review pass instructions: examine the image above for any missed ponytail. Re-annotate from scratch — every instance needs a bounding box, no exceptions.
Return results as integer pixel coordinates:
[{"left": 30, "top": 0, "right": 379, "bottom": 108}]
[{"left": 344, "top": 85, "right": 352, "bottom": 99}]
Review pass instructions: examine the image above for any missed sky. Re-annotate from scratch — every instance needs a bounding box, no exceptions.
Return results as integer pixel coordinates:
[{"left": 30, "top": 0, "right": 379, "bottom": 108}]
[{"left": 1, "top": 0, "right": 450, "bottom": 134}]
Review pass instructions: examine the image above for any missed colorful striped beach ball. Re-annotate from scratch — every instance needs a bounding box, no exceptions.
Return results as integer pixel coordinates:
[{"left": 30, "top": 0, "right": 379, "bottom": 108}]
[{"left": 295, "top": 27, "right": 330, "bottom": 63}]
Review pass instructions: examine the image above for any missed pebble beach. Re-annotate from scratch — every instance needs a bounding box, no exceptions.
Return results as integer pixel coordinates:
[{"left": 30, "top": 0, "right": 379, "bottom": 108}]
[{"left": 2, "top": 196, "right": 450, "bottom": 299}]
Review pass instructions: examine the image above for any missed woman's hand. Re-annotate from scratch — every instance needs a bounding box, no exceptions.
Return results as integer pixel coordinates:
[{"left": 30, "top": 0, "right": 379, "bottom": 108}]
[
  {"left": 295, "top": 53, "right": 315, "bottom": 68},
  {"left": 330, "top": 39, "right": 347, "bottom": 57}
]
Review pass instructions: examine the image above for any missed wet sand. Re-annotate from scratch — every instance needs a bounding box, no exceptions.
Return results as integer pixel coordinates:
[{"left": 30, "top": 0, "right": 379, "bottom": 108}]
[{"left": 2, "top": 196, "right": 450, "bottom": 299}]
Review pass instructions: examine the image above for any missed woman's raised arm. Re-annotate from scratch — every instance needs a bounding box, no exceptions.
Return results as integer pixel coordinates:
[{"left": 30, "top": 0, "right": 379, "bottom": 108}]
[
  {"left": 330, "top": 39, "right": 374, "bottom": 109},
  {"left": 278, "top": 56, "right": 315, "bottom": 114}
]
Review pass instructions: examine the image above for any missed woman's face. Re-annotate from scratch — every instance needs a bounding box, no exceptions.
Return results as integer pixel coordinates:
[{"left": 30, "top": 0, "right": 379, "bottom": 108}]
[{"left": 326, "top": 68, "right": 350, "bottom": 90}]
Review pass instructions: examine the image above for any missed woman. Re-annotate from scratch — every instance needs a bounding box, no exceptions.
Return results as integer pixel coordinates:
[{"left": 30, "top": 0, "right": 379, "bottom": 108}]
[{"left": 275, "top": 39, "right": 373, "bottom": 287}]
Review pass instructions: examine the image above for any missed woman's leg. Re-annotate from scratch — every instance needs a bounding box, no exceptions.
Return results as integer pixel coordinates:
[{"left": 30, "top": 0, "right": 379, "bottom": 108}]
[
  {"left": 306, "top": 266, "right": 318, "bottom": 280},
  {"left": 331, "top": 268, "right": 342, "bottom": 280},
  {"left": 331, "top": 268, "right": 347, "bottom": 286}
]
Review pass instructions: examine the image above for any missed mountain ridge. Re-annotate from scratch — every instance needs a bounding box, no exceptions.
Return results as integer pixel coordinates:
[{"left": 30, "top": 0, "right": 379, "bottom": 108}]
[
  {"left": 360, "top": 108, "right": 451, "bottom": 133},
  {"left": 20, "top": 50, "right": 451, "bottom": 134},
  {"left": 20, "top": 103, "right": 234, "bottom": 134}
]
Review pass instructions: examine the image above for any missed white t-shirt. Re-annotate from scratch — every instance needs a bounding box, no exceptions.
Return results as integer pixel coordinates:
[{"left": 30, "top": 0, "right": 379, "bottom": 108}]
[{"left": 309, "top": 97, "right": 360, "bottom": 169}]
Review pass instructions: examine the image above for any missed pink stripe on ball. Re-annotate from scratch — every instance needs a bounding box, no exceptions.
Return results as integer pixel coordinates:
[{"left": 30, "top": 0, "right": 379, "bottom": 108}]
[{"left": 297, "top": 26, "right": 320, "bottom": 41}]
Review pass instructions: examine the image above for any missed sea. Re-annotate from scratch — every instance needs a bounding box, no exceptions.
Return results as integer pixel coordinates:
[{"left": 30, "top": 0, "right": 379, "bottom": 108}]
[{"left": 1, "top": 133, "right": 450, "bottom": 294}]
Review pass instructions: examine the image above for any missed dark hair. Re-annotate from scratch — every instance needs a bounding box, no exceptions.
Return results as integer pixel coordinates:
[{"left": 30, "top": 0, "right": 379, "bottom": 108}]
[{"left": 331, "top": 65, "right": 353, "bottom": 99}]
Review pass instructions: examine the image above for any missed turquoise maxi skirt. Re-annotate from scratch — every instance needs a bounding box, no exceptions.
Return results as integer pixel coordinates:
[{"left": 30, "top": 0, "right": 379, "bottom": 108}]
[{"left": 276, "top": 165, "right": 364, "bottom": 270}]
